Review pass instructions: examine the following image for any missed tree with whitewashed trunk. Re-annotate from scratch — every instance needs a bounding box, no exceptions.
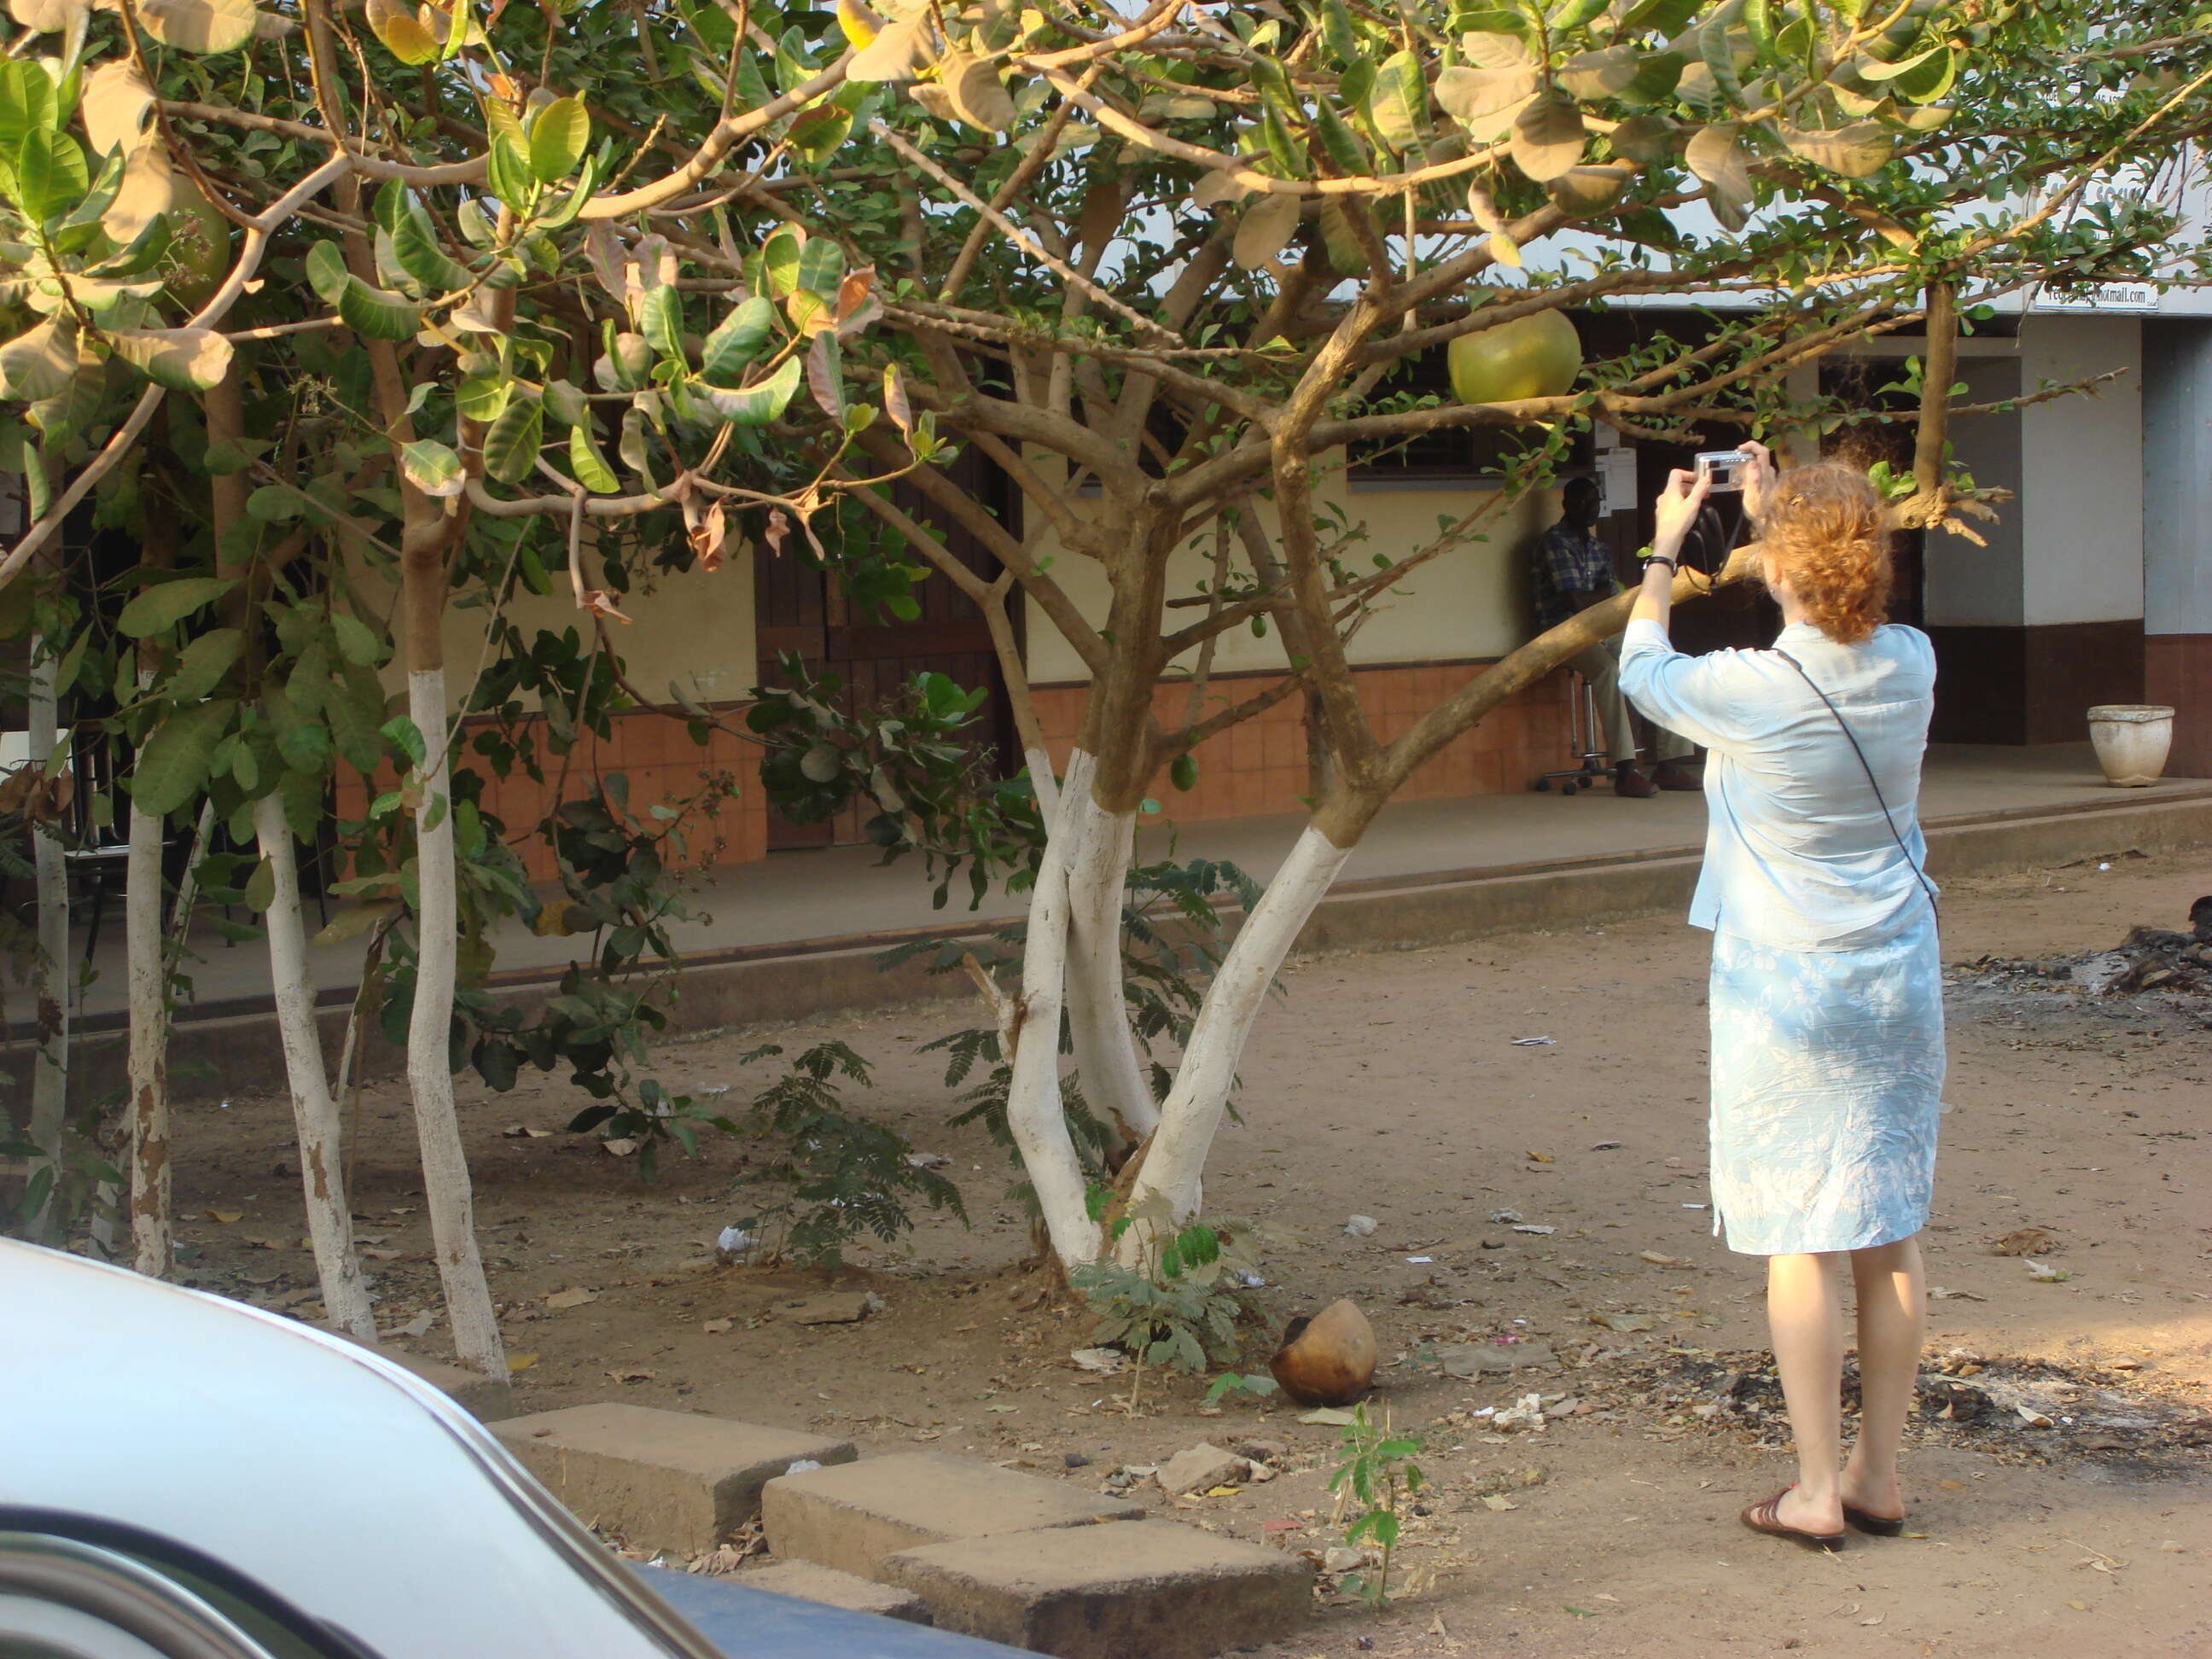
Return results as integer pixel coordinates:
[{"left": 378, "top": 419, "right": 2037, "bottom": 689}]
[
  {"left": 806, "top": 0, "right": 2212, "bottom": 1266},
  {"left": 0, "top": 0, "right": 947, "bottom": 1362},
  {"left": 3, "top": 0, "right": 2207, "bottom": 1305}
]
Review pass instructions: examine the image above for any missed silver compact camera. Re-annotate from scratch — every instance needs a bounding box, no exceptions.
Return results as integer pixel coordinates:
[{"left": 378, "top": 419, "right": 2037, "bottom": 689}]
[{"left": 1695, "top": 449, "right": 1753, "bottom": 492}]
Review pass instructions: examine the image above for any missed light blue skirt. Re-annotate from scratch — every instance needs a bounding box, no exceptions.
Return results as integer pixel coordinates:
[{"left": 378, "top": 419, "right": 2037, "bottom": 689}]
[{"left": 1708, "top": 909, "right": 1945, "bottom": 1255}]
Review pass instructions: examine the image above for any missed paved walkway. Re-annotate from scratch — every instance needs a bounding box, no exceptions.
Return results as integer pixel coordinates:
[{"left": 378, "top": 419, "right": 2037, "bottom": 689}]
[{"left": 44, "top": 743, "right": 2212, "bottom": 1024}]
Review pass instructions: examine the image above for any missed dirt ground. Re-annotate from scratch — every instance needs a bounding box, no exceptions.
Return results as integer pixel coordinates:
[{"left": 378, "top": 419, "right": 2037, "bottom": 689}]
[{"left": 166, "top": 847, "right": 2212, "bottom": 1659}]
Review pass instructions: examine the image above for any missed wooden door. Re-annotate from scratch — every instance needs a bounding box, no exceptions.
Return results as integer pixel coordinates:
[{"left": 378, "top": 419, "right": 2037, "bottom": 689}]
[{"left": 753, "top": 451, "right": 1018, "bottom": 849}]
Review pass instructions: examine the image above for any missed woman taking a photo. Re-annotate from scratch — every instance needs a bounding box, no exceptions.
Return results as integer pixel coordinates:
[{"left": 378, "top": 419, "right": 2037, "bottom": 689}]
[{"left": 1619, "top": 442, "right": 1943, "bottom": 1552}]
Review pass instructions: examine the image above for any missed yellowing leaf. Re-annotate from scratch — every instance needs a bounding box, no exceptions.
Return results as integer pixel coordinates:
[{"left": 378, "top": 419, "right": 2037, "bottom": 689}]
[
  {"left": 1510, "top": 96, "right": 1585, "bottom": 181},
  {"left": 506, "top": 1352, "right": 540, "bottom": 1371},
  {"left": 206, "top": 1208, "right": 242, "bottom": 1224},
  {"left": 8, "top": 0, "right": 86, "bottom": 32},
  {"left": 940, "top": 50, "right": 1014, "bottom": 131},
  {"left": 836, "top": 0, "right": 882, "bottom": 48},
  {"left": 107, "top": 325, "right": 233, "bottom": 391},
  {"left": 362, "top": 0, "right": 439, "bottom": 64},
  {"left": 1231, "top": 191, "right": 1301, "bottom": 271},
  {"left": 848, "top": 14, "right": 931, "bottom": 81},
  {"left": 137, "top": 0, "right": 256, "bottom": 54},
  {"left": 80, "top": 59, "right": 156, "bottom": 156}
]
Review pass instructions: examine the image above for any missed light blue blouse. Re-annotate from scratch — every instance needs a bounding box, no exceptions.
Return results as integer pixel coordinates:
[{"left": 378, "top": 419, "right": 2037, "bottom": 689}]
[{"left": 1618, "top": 617, "right": 1939, "bottom": 952}]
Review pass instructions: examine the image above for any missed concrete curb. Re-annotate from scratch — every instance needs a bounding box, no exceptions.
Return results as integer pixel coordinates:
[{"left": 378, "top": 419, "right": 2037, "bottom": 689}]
[{"left": 14, "top": 789, "right": 2210, "bottom": 1108}]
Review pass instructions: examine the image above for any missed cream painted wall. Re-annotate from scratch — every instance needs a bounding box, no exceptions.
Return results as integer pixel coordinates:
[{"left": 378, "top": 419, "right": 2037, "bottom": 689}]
[
  {"left": 1022, "top": 466, "right": 1556, "bottom": 686},
  {"left": 365, "top": 543, "right": 757, "bottom": 713},
  {"left": 2018, "top": 315, "right": 2145, "bottom": 627}
]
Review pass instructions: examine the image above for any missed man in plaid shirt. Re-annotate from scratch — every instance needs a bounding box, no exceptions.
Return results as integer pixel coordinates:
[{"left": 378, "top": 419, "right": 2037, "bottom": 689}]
[{"left": 1530, "top": 477, "right": 1698, "bottom": 797}]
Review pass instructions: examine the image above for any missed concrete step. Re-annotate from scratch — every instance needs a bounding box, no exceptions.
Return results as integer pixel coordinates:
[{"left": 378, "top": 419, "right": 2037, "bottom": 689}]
[
  {"left": 879, "top": 1517, "right": 1313, "bottom": 1659},
  {"left": 761, "top": 1452, "right": 1144, "bottom": 1580},
  {"left": 491, "top": 1403, "right": 855, "bottom": 1553},
  {"left": 740, "top": 1560, "right": 932, "bottom": 1624}
]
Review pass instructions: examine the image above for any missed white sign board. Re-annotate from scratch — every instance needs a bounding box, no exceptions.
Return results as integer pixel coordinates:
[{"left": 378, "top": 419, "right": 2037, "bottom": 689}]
[
  {"left": 2032, "top": 281, "right": 2160, "bottom": 313},
  {"left": 1598, "top": 449, "right": 1639, "bottom": 515}
]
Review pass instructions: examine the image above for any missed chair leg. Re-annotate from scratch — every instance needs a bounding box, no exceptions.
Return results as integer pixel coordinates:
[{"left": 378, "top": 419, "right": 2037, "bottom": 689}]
[{"left": 83, "top": 870, "right": 110, "bottom": 963}]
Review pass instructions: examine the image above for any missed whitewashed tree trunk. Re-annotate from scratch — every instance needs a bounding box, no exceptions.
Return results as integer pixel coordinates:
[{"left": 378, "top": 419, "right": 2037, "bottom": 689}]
[
  {"left": 124, "top": 741, "right": 171, "bottom": 1276},
  {"left": 1061, "top": 788, "right": 1155, "bottom": 1140},
  {"left": 1118, "top": 825, "right": 1351, "bottom": 1260},
  {"left": 405, "top": 667, "right": 508, "bottom": 1377},
  {"left": 253, "top": 793, "right": 378, "bottom": 1340},
  {"left": 25, "top": 626, "right": 69, "bottom": 1245},
  {"left": 1004, "top": 748, "right": 1103, "bottom": 1267},
  {"left": 126, "top": 800, "right": 214, "bottom": 1275}
]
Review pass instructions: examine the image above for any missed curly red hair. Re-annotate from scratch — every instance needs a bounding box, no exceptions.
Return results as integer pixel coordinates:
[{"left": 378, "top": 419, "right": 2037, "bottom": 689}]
[{"left": 1755, "top": 462, "right": 1894, "bottom": 645}]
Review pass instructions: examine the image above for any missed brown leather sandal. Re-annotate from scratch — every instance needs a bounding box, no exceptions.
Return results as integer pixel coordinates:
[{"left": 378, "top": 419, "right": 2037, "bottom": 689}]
[
  {"left": 1842, "top": 1504, "right": 1906, "bottom": 1538},
  {"left": 1740, "top": 1487, "right": 1847, "bottom": 1552}
]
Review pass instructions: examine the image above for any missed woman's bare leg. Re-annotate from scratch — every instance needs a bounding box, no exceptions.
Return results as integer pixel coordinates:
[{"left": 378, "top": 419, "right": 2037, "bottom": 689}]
[
  {"left": 1842, "top": 1234, "right": 1925, "bottom": 1520},
  {"left": 1767, "top": 1251, "right": 1847, "bottom": 1534}
]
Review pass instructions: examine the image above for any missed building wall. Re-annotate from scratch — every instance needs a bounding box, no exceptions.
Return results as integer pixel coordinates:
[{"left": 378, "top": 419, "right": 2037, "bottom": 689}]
[
  {"left": 338, "top": 543, "right": 766, "bottom": 881},
  {"left": 1022, "top": 474, "right": 1554, "bottom": 685},
  {"left": 1031, "top": 660, "right": 1575, "bottom": 826},
  {"left": 2144, "top": 317, "right": 2212, "bottom": 777},
  {"left": 1023, "top": 472, "right": 1580, "bottom": 818},
  {"left": 331, "top": 705, "right": 769, "bottom": 886},
  {"left": 1924, "top": 317, "right": 2150, "bottom": 745}
]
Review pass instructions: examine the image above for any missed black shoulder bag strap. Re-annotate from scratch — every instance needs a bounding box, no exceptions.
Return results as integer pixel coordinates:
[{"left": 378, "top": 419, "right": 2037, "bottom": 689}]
[{"left": 1773, "top": 648, "right": 1941, "bottom": 922}]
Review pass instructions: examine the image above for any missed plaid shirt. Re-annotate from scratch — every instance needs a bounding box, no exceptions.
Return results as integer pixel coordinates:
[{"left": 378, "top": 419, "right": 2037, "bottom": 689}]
[{"left": 1530, "top": 521, "right": 1619, "bottom": 633}]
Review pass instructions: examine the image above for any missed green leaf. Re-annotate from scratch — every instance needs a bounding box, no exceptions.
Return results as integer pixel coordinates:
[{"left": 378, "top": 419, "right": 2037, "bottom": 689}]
[
  {"left": 399, "top": 437, "right": 465, "bottom": 498},
  {"left": 542, "top": 377, "right": 589, "bottom": 428},
  {"left": 569, "top": 422, "right": 620, "bottom": 492},
  {"left": 306, "top": 240, "right": 350, "bottom": 304},
  {"left": 107, "top": 326, "right": 234, "bottom": 391},
  {"left": 699, "top": 353, "right": 802, "bottom": 426},
  {"left": 528, "top": 96, "right": 591, "bottom": 183},
  {"left": 330, "top": 612, "right": 385, "bottom": 667},
  {"left": 456, "top": 370, "right": 511, "bottom": 423},
  {"left": 795, "top": 234, "right": 846, "bottom": 300},
  {"left": 246, "top": 485, "right": 301, "bottom": 522},
  {"left": 12, "top": 126, "right": 89, "bottom": 222},
  {"left": 701, "top": 296, "right": 774, "bottom": 382},
  {"left": 338, "top": 276, "right": 420, "bottom": 341},
  {"left": 273, "top": 713, "right": 331, "bottom": 773},
  {"left": 324, "top": 674, "right": 386, "bottom": 771},
  {"left": 118, "top": 575, "right": 236, "bottom": 637},
  {"left": 392, "top": 201, "right": 473, "bottom": 291},
  {"left": 487, "top": 130, "right": 536, "bottom": 209},
  {"left": 638, "top": 282, "right": 685, "bottom": 362},
  {"left": 131, "top": 697, "right": 235, "bottom": 814},
  {"left": 481, "top": 392, "right": 544, "bottom": 484},
  {"left": 1311, "top": 98, "right": 1369, "bottom": 176},
  {"left": 1369, "top": 50, "right": 1425, "bottom": 153},
  {"left": 0, "top": 60, "right": 59, "bottom": 155},
  {"left": 162, "top": 627, "right": 243, "bottom": 702},
  {"left": 762, "top": 224, "right": 804, "bottom": 297},
  {"left": 381, "top": 714, "right": 428, "bottom": 769}
]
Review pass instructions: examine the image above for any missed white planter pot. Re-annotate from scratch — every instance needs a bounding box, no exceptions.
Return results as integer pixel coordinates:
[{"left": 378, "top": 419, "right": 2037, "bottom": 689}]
[{"left": 2086, "top": 704, "right": 2174, "bottom": 788}]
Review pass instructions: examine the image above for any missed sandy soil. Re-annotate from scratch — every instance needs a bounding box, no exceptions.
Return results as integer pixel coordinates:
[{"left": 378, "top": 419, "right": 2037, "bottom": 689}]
[{"left": 165, "top": 847, "right": 2212, "bottom": 1659}]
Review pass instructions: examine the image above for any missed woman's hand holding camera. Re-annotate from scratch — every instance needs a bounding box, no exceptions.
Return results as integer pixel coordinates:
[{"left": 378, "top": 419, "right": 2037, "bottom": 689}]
[
  {"left": 1738, "top": 439, "right": 1778, "bottom": 521},
  {"left": 1651, "top": 468, "right": 1711, "bottom": 559}
]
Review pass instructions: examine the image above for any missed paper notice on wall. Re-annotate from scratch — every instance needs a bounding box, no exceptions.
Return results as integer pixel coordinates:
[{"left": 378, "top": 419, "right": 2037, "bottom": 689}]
[{"left": 1598, "top": 449, "right": 1639, "bottom": 515}]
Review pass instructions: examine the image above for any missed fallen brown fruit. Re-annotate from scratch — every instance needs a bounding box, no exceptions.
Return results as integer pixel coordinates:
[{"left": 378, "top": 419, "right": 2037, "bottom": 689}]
[{"left": 1268, "top": 1299, "right": 1377, "bottom": 1407}]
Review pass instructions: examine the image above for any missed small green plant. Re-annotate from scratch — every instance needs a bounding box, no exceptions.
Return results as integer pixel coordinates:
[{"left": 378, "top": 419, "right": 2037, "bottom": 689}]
[
  {"left": 725, "top": 1040, "right": 967, "bottom": 1271},
  {"left": 1068, "top": 1190, "right": 1273, "bottom": 1415},
  {"left": 1328, "top": 1406, "right": 1426, "bottom": 1610}
]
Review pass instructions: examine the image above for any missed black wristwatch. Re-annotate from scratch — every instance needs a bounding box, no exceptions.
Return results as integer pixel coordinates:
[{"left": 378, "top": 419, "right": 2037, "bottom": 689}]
[{"left": 1642, "top": 553, "right": 1679, "bottom": 573}]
